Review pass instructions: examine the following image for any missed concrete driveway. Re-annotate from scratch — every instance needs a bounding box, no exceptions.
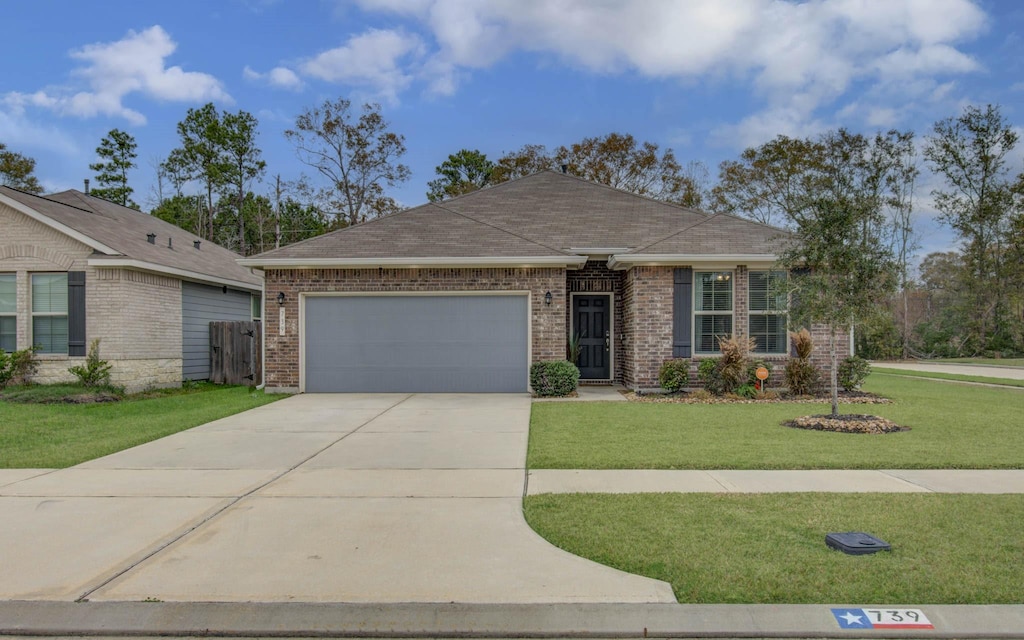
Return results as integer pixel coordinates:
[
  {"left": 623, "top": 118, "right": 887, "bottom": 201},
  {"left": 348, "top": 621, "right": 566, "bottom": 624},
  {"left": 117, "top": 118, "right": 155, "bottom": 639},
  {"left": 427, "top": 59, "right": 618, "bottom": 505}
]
[{"left": 0, "top": 394, "right": 674, "bottom": 603}]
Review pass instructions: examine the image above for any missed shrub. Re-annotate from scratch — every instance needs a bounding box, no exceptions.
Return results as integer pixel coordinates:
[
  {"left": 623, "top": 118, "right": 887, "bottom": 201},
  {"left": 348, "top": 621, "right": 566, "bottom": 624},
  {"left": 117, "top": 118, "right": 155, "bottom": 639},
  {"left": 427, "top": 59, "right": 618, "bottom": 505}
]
[
  {"left": 735, "top": 383, "right": 757, "bottom": 399},
  {"left": 790, "top": 328, "right": 813, "bottom": 360},
  {"left": 68, "top": 339, "right": 113, "bottom": 388},
  {"left": 716, "top": 335, "right": 756, "bottom": 394},
  {"left": 838, "top": 356, "right": 871, "bottom": 391},
  {"left": 688, "top": 389, "right": 714, "bottom": 402},
  {"left": 529, "top": 360, "right": 580, "bottom": 397},
  {"left": 785, "top": 358, "right": 822, "bottom": 395},
  {"left": 0, "top": 347, "right": 38, "bottom": 389},
  {"left": 697, "top": 358, "right": 726, "bottom": 395},
  {"left": 658, "top": 359, "right": 690, "bottom": 393},
  {"left": 754, "top": 388, "right": 780, "bottom": 401}
]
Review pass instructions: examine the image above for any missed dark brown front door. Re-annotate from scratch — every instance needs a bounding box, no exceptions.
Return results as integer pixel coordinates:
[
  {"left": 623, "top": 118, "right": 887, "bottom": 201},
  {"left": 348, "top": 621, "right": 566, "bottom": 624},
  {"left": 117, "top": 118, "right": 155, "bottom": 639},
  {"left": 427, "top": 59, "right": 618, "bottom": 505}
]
[{"left": 573, "top": 294, "right": 611, "bottom": 379}]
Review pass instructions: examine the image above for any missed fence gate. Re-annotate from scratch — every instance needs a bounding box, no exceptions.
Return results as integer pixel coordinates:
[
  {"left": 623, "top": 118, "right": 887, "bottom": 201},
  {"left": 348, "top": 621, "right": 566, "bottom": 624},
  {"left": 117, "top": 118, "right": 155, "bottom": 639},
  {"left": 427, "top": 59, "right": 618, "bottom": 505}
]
[{"left": 209, "top": 321, "right": 262, "bottom": 385}]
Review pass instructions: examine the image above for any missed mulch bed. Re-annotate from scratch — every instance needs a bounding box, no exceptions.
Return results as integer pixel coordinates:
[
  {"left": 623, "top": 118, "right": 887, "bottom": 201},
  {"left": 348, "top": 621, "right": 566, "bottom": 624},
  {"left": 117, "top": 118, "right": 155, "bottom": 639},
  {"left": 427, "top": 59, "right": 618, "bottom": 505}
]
[
  {"left": 784, "top": 413, "right": 909, "bottom": 434},
  {"left": 624, "top": 390, "right": 890, "bottom": 405}
]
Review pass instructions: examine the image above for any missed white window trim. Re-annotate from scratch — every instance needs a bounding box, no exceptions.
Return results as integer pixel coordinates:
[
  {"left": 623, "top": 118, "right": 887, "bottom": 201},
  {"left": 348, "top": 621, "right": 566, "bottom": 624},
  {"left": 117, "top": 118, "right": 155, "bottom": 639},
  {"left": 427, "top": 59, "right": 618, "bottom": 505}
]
[
  {"left": 30, "top": 273, "right": 69, "bottom": 355},
  {"left": 693, "top": 270, "right": 734, "bottom": 355},
  {"left": 748, "top": 270, "right": 789, "bottom": 355}
]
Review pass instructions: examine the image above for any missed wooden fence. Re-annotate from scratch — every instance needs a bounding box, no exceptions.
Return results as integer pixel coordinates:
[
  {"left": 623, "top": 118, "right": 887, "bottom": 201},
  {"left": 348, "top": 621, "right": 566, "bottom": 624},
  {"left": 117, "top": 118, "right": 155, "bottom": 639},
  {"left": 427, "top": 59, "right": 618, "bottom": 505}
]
[{"left": 209, "top": 321, "right": 262, "bottom": 385}]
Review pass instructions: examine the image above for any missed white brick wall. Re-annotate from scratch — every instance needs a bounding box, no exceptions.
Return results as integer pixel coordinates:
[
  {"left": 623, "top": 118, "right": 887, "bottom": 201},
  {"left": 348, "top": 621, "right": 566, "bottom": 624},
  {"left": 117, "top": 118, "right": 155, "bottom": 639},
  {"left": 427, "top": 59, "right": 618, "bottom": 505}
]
[{"left": 0, "top": 202, "right": 183, "bottom": 388}]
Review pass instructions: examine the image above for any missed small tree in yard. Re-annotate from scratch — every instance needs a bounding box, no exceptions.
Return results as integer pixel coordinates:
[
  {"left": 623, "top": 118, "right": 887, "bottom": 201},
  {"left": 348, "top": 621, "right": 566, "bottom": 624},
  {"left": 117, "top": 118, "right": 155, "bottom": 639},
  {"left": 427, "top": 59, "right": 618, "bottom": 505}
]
[
  {"left": 68, "top": 339, "right": 113, "bottom": 388},
  {"left": 780, "top": 197, "right": 897, "bottom": 417}
]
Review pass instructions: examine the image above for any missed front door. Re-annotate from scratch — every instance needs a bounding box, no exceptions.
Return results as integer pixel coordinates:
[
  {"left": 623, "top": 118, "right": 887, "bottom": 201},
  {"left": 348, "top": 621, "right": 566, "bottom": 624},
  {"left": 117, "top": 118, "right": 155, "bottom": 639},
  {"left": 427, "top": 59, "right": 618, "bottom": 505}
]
[{"left": 572, "top": 294, "right": 611, "bottom": 379}]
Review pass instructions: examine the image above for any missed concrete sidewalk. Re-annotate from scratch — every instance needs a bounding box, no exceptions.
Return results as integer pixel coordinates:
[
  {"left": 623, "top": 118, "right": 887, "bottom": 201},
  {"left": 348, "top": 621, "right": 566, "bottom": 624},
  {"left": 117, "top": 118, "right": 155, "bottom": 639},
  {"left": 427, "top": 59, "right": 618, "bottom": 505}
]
[
  {"left": 528, "top": 469, "right": 1024, "bottom": 494},
  {"left": 872, "top": 361, "right": 1024, "bottom": 380}
]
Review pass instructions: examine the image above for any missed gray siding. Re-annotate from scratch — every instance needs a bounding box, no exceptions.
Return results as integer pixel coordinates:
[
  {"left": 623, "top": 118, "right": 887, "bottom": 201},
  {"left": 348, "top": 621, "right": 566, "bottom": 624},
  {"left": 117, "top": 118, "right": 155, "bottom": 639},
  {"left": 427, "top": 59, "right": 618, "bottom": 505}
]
[
  {"left": 304, "top": 295, "right": 528, "bottom": 393},
  {"left": 182, "top": 282, "right": 254, "bottom": 380}
]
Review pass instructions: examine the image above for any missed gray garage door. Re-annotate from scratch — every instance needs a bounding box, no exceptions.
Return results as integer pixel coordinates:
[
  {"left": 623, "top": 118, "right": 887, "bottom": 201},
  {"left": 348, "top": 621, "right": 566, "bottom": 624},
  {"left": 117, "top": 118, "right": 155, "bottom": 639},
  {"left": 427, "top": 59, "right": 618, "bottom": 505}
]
[{"left": 304, "top": 295, "right": 529, "bottom": 393}]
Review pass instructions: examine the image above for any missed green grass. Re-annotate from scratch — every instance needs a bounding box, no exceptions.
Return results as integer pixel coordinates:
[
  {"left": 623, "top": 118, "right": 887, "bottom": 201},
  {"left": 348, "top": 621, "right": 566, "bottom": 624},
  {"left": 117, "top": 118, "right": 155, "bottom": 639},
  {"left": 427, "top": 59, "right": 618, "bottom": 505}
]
[
  {"left": 524, "top": 493, "right": 1024, "bottom": 603},
  {"left": 527, "top": 376, "right": 1024, "bottom": 469},
  {"left": 0, "top": 384, "right": 281, "bottom": 468},
  {"left": 871, "top": 366, "right": 1024, "bottom": 388},
  {"left": 0, "top": 383, "right": 125, "bottom": 403},
  {"left": 932, "top": 357, "right": 1024, "bottom": 367}
]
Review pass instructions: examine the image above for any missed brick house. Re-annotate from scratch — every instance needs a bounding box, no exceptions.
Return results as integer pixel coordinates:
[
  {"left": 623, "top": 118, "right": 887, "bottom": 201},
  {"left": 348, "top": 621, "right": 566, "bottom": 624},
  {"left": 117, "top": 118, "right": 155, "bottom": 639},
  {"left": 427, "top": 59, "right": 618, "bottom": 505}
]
[
  {"left": 240, "top": 171, "right": 845, "bottom": 393},
  {"left": 0, "top": 187, "right": 263, "bottom": 391}
]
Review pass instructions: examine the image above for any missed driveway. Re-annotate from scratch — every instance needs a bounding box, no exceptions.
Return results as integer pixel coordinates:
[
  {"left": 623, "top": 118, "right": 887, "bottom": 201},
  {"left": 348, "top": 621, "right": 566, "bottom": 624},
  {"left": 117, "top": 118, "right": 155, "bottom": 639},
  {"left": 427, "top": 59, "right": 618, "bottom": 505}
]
[{"left": 0, "top": 393, "right": 674, "bottom": 603}]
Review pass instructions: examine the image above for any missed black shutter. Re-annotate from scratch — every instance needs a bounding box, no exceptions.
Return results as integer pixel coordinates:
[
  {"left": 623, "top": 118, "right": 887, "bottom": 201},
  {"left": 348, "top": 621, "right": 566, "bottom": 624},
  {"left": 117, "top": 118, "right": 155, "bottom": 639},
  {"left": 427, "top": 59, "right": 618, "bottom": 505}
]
[
  {"left": 672, "top": 267, "right": 692, "bottom": 358},
  {"left": 68, "top": 271, "right": 86, "bottom": 356}
]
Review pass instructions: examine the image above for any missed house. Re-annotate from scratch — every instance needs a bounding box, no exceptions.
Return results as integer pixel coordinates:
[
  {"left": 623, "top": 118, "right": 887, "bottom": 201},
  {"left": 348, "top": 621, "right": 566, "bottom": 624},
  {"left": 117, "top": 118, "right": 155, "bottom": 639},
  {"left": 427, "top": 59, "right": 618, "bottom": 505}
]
[
  {"left": 240, "top": 170, "right": 840, "bottom": 394},
  {"left": 0, "top": 187, "right": 263, "bottom": 391}
]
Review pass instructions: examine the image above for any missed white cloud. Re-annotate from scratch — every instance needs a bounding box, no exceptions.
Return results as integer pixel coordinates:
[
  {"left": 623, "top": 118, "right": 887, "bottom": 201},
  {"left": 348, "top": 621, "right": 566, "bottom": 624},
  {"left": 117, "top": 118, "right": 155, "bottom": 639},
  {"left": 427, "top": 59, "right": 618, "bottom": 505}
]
[
  {"left": 243, "top": 65, "right": 304, "bottom": 90},
  {"left": 2, "top": 26, "right": 230, "bottom": 125},
  {"left": 352, "top": 0, "right": 988, "bottom": 142},
  {"left": 300, "top": 29, "right": 424, "bottom": 103}
]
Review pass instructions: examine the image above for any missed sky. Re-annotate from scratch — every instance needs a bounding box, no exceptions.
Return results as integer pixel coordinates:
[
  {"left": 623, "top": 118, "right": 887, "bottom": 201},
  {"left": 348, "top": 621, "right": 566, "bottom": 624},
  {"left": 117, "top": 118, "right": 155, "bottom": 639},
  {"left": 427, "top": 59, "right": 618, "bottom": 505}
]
[{"left": 2, "top": 0, "right": 1023, "bottom": 261}]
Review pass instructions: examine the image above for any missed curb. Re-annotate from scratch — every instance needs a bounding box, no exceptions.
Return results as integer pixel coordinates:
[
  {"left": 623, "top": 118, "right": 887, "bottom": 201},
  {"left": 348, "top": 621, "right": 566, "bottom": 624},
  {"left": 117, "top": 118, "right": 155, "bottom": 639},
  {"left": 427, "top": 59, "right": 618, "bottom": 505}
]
[{"left": 2, "top": 602, "right": 1024, "bottom": 638}]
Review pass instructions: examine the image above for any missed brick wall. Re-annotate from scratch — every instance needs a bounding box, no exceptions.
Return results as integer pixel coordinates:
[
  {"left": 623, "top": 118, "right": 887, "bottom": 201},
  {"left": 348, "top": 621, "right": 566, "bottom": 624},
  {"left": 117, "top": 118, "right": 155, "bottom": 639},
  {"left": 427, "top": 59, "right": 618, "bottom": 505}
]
[
  {"left": 567, "top": 260, "right": 624, "bottom": 383},
  {"left": 1, "top": 203, "right": 183, "bottom": 389},
  {"left": 263, "top": 267, "right": 567, "bottom": 390},
  {"left": 622, "top": 266, "right": 674, "bottom": 389}
]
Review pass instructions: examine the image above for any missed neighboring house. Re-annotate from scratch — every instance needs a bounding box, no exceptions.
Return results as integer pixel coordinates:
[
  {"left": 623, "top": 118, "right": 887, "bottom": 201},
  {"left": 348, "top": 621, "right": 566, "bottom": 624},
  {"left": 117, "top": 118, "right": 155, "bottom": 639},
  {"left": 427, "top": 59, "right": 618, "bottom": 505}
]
[
  {"left": 0, "top": 187, "right": 263, "bottom": 391},
  {"left": 240, "top": 171, "right": 845, "bottom": 394}
]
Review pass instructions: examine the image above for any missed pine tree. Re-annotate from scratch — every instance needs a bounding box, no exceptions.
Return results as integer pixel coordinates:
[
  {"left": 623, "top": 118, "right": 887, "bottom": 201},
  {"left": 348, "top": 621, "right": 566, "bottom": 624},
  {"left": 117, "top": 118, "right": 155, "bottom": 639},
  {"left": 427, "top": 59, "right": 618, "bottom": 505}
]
[{"left": 89, "top": 129, "right": 138, "bottom": 208}]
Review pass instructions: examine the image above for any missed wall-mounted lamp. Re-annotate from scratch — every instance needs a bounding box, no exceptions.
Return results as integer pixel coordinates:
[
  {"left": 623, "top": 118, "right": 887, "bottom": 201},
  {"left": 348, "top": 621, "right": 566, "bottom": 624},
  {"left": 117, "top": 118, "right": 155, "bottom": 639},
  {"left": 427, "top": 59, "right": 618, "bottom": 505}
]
[
  {"left": 544, "top": 291, "right": 553, "bottom": 306},
  {"left": 277, "top": 292, "right": 286, "bottom": 306}
]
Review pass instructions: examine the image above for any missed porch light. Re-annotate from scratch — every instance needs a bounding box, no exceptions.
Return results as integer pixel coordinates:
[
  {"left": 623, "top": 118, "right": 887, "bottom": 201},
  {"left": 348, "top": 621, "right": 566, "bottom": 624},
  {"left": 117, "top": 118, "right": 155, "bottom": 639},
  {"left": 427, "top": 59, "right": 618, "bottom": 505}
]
[
  {"left": 544, "top": 291, "right": 553, "bottom": 306},
  {"left": 277, "top": 292, "right": 286, "bottom": 306}
]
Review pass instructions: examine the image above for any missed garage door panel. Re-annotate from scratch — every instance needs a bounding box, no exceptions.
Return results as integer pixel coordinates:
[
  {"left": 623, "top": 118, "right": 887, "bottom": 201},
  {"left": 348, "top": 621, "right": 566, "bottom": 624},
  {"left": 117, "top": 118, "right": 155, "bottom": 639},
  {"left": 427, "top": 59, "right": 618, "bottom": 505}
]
[{"left": 305, "top": 295, "right": 528, "bottom": 393}]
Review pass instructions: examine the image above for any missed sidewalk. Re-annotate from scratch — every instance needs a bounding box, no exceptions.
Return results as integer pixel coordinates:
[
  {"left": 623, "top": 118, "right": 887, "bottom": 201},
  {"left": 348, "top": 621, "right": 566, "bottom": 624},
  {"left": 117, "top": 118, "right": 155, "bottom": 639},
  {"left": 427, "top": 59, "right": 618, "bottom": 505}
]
[
  {"left": 527, "top": 469, "right": 1024, "bottom": 494},
  {"left": 872, "top": 361, "right": 1024, "bottom": 380}
]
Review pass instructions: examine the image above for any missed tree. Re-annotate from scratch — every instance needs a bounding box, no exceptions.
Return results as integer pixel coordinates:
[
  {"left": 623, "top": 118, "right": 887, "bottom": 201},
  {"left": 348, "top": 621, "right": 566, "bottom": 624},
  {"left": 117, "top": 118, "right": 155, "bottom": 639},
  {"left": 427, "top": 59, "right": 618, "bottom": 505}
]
[
  {"left": 163, "top": 103, "right": 230, "bottom": 241},
  {"left": 220, "top": 110, "right": 265, "bottom": 255},
  {"left": 924, "top": 104, "right": 1019, "bottom": 352},
  {"left": 0, "top": 142, "right": 43, "bottom": 193},
  {"left": 555, "top": 133, "right": 701, "bottom": 206},
  {"left": 490, "top": 144, "right": 556, "bottom": 183},
  {"left": 285, "top": 98, "right": 410, "bottom": 227},
  {"left": 426, "top": 149, "right": 494, "bottom": 201},
  {"left": 89, "top": 129, "right": 138, "bottom": 208},
  {"left": 710, "top": 135, "right": 827, "bottom": 226}
]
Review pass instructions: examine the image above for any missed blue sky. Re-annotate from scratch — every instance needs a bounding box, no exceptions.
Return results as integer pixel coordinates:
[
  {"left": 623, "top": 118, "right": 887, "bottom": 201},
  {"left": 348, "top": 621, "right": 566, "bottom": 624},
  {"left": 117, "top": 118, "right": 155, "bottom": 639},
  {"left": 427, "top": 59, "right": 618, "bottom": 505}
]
[{"left": 2, "top": 0, "right": 1023, "bottom": 259}]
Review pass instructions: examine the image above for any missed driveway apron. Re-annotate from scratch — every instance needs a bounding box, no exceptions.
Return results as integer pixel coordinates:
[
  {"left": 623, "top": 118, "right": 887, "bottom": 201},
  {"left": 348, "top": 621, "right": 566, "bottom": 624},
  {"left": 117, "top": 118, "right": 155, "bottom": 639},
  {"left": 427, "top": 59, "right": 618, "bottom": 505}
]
[{"left": 0, "top": 393, "right": 674, "bottom": 603}]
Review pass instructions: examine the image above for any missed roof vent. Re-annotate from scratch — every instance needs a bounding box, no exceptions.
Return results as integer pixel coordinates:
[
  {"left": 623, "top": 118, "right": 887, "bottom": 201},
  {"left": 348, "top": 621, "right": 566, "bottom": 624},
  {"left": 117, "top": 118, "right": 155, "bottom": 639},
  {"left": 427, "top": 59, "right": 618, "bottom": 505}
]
[
  {"left": 84, "top": 178, "right": 90, "bottom": 195},
  {"left": 146, "top": 233, "right": 156, "bottom": 244},
  {"left": 193, "top": 240, "right": 201, "bottom": 250},
  {"left": 561, "top": 164, "right": 568, "bottom": 174},
  {"left": 167, "top": 237, "right": 173, "bottom": 249}
]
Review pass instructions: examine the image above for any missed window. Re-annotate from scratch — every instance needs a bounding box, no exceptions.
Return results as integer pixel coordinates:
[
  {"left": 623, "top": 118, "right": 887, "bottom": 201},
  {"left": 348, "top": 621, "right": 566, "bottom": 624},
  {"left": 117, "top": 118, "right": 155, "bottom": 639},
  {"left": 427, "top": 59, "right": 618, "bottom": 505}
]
[
  {"left": 251, "top": 294, "right": 262, "bottom": 320},
  {"left": 694, "top": 271, "right": 733, "bottom": 353},
  {"left": 0, "top": 274, "right": 15, "bottom": 353},
  {"left": 31, "top": 273, "right": 68, "bottom": 354},
  {"left": 749, "top": 270, "right": 788, "bottom": 354}
]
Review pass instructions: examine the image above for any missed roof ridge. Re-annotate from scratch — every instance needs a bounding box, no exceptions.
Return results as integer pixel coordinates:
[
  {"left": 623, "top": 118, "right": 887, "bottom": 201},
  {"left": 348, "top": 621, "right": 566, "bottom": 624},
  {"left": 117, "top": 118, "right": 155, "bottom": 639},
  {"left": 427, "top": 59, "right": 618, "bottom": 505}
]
[
  {"left": 1, "top": 185, "right": 96, "bottom": 215},
  {"left": 630, "top": 210, "right": 791, "bottom": 255},
  {"left": 546, "top": 170, "right": 714, "bottom": 217},
  {"left": 426, "top": 200, "right": 572, "bottom": 256}
]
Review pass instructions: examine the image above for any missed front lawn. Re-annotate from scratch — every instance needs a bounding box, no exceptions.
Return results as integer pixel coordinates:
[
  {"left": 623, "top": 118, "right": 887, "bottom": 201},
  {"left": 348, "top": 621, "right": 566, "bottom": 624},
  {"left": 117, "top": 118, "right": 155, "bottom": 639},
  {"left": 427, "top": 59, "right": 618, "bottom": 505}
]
[
  {"left": 0, "top": 384, "right": 281, "bottom": 468},
  {"left": 527, "top": 376, "right": 1024, "bottom": 469},
  {"left": 524, "top": 493, "right": 1024, "bottom": 603}
]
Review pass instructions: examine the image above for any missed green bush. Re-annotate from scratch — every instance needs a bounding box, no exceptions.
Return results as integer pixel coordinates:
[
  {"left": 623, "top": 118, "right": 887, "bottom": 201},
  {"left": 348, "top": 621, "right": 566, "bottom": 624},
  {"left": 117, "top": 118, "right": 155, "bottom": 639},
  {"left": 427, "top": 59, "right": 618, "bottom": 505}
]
[
  {"left": 838, "top": 356, "right": 871, "bottom": 391},
  {"left": 68, "top": 339, "right": 113, "bottom": 388},
  {"left": 735, "top": 383, "right": 757, "bottom": 399},
  {"left": 697, "top": 358, "right": 725, "bottom": 395},
  {"left": 658, "top": 359, "right": 690, "bottom": 393},
  {"left": 530, "top": 360, "right": 580, "bottom": 397},
  {"left": 747, "top": 359, "right": 774, "bottom": 387},
  {"left": 0, "top": 347, "right": 38, "bottom": 389}
]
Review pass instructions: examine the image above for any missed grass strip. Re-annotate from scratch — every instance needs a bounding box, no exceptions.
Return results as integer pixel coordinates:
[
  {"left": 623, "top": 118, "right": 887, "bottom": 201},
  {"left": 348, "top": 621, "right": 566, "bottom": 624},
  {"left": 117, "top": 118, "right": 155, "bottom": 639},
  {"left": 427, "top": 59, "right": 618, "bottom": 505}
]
[
  {"left": 527, "top": 376, "right": 1024, "bottom": 469},
  {"left": 0, "top": 385, "right": 281, "bottom": 468},
  {"left": 524, "top": 492, "right": 1024, "bottom": 603}
]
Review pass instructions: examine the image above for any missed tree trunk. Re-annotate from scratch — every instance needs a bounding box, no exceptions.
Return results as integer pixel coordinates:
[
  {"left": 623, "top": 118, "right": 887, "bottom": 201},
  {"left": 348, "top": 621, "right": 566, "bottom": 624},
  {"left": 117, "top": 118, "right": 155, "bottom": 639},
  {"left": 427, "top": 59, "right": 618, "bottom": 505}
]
[
  {"left": 238, "top": 182, "right": 245, "bottom": 256},
  {"left": 274, "top": 175, "right": 282, "bottom": 250},
  {"left": 829, "top": 325, "right": 839, "bottom": 417}
]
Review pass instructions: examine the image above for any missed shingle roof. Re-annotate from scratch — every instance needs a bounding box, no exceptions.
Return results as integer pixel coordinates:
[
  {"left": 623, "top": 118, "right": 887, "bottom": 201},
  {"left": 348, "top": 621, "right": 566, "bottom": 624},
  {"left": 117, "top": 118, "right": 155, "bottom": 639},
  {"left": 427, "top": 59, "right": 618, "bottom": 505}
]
[
  {"left": 0, "top": 187, "right": 261, "bottom": 289},
  {"left": 246, "top": 171, "right": 788, "bottom": 264}
]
